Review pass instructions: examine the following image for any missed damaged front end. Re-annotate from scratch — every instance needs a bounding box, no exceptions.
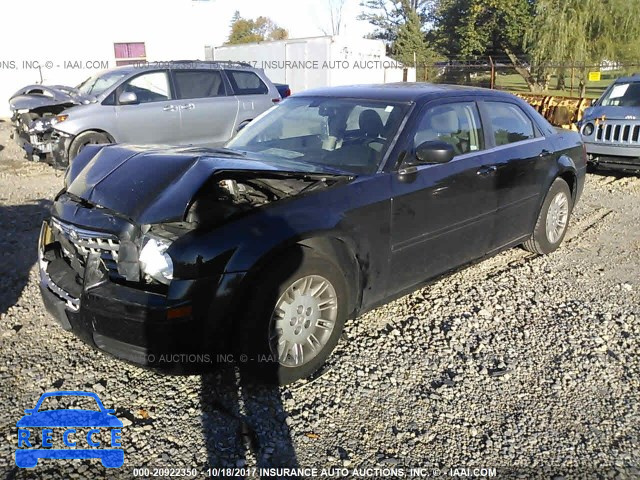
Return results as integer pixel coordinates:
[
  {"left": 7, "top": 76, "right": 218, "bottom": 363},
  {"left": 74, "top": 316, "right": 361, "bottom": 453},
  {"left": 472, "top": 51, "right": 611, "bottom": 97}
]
[
  {"left": 9, "top": 84, "right": 90, "bottom": 162},
  {"left": 39, "top": 144, "right": 350, "bottom": 370}
]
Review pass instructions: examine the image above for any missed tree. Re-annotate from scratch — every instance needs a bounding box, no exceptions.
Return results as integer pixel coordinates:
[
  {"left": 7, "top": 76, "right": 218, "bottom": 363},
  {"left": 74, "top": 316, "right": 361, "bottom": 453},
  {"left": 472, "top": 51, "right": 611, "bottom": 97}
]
[
  {"left": 227, "top": 13, "right": 289, "bottom": 44},
  {"left": 320, "top": 0, "right": 347, "bottom": 35},
  {"left": 392, "top": 6, "right": 432, "bottom": 67},
  {"left": 431, "top": 0, "right": 542, "bottom": 90},
  {"left": 429, "top": 0, "right": 640, "bottom": 93},
  {"left": 525, "top": 0, "right": 640, "bottom": 95},
  {"left": 359, "top": 0, "right": 433, "bottom": 44}
]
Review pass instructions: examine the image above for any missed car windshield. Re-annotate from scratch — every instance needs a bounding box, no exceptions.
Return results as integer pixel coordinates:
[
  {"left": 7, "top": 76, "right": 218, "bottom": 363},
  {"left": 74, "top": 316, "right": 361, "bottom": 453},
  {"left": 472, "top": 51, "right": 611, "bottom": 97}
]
[
  {"left": 76, "top": 70, "right": 128, "bottom": 96},
  {"left": 37, "top": 395, "right": 101, "bottom": 412},
  {"left": 227, "top": 96, "right": 411, "bottom": 174},
  {"left": 599, "top": 82, "right": 640, "bottom": 107}
]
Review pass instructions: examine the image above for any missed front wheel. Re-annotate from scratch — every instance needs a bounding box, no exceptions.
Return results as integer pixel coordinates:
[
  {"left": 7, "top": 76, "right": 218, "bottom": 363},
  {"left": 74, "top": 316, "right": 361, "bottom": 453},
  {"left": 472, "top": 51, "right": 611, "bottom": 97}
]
[
  {"left": 67, "top": 131, "right": 111, "bottom": 165},
  {"left": 523, "top": 178, "right": 573, "bottom": 254},
  {"left": 238, "top": 249, "right": 349, "bottom": 385}
]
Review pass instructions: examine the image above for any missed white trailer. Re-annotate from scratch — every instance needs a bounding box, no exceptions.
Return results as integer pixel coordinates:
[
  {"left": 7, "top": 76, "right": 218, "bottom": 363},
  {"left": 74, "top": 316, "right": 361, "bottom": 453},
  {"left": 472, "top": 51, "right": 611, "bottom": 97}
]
[{"left": 206, "top": 35, "right": 415, "bottom": 95}]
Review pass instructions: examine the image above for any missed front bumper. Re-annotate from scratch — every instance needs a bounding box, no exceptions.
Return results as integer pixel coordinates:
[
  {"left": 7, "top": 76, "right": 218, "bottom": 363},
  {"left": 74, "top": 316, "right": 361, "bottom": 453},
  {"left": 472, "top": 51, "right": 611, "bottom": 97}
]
[
  {"left": 584, "top": 142, "right": 640, "bottom": 171},
  {"left": 9, "top": 114, "right": 71, "bottom": 166},
  {"left": 11, "top": 123, "right": 54, "bottom": 161},
  {"left": 581, "top": 120, "right": 640, "bottom": 172},
  {"left": 51, "top": 130, "right": 72, "bottom": 166},
  {"left": 38, "top": 221, "right": 243, "bottom": 373}
]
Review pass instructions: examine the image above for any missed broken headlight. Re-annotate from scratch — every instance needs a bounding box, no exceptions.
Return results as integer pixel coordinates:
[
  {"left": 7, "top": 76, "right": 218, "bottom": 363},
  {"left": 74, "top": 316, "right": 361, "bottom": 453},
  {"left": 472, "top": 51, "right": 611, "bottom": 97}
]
[
  {"left": 139, "top": 235, "right": 173, "bottom": 285},
  {"left": 29, "top": 115, "right": 68, "bottom": 133}
]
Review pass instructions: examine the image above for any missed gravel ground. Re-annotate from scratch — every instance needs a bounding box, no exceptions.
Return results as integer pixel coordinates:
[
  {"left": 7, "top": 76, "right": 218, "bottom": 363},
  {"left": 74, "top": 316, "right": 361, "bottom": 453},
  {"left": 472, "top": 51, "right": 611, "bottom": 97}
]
[{"left": 0, "top": 119, "right": 638, "bottom": 480}]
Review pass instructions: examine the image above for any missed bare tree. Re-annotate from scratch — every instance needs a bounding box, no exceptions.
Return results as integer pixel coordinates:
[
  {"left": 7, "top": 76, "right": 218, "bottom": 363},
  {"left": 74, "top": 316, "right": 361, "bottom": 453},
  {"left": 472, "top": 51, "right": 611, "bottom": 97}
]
[{"left": 320, "top": 0, "right": 347, "bottom": 36}]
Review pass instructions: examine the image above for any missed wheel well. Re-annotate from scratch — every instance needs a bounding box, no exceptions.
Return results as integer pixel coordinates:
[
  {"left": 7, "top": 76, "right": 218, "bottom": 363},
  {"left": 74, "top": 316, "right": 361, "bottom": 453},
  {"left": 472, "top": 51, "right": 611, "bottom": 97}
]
[
  {"left": 238, "top": 237, "right": 362, "bottom": 318},
  {"left": 66, "top": 129, "right": 115, "bottom": 159},
  {"left": 559, "top": 171, "right": 576, "bottom": 200},
  {"left": 297, "top": 237, "right": 361, "bottom": 315},
  {"left": 71, "top": 129, "right": 115, "bottom": 146}
]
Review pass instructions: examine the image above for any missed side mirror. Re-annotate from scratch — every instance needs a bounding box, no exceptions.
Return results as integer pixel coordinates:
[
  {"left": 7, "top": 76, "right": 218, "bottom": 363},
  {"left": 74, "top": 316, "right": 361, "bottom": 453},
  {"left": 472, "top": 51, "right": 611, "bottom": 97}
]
[
  {"left": 118, "top": 91, "right": 139, "bottom": 105},
  {"left": 414, "top": 140, "right": 455, "bottom": 164}
]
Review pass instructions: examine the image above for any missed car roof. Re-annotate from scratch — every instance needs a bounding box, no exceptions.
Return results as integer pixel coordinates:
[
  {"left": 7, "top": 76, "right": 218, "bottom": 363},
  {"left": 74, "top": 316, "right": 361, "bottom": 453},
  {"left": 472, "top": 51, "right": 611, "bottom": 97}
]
[
  {"left": 293, "top": 83, "right": 519, "bottom": 102},
  {"left": 105, "top": 61, "right": 255, "bottom": 76},
  {"left": 614, "top": 74, "right": 640, "bottom": 84}
]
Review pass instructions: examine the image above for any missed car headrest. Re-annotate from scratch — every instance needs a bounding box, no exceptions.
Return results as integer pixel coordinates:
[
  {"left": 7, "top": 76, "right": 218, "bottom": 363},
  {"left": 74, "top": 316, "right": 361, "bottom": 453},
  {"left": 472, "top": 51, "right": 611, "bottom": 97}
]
[
  {"left": 429, "top": 109, "right": 459, "bottom": 134},
  {"left": 359, "top": 109, "right": 384, "bottom": 137}
]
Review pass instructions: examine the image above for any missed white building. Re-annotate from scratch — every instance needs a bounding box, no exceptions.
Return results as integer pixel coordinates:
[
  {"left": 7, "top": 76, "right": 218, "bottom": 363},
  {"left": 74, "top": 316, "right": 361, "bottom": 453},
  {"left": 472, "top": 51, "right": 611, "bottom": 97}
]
[{"left": 208, "top": 36, "right": 415, "bottom": 94}]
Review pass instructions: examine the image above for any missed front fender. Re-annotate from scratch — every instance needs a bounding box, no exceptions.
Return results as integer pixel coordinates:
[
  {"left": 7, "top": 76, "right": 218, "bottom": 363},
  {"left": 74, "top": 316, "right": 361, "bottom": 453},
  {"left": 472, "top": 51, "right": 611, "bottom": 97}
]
[{"left": 170, "top": 202, "right": 353, "bottom": 279}]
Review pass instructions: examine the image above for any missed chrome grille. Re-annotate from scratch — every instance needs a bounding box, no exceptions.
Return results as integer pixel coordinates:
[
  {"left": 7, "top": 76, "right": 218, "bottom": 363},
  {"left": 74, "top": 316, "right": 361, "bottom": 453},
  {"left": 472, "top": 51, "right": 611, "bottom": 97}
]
[
  {"left": 592, "top": 121, "right": 640, "bottom": 144},
  {"left": 51, "top": 218, "right": 120, "bottom": 270}
]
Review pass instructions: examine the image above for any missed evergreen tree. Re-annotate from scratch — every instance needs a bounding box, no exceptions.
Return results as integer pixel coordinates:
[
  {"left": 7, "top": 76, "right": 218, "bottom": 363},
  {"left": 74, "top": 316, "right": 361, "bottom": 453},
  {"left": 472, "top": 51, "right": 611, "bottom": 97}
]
[{"left": 392, "top": 6, "right": 431, "bottom": 68}]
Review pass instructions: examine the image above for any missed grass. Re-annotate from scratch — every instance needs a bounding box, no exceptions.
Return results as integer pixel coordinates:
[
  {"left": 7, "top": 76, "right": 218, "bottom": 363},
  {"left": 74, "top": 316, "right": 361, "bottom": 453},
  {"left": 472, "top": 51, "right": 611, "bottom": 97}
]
[
  {"left": 430, "top": 70, "right": 619, "bottom": 99},
  {"left": 494, "top": 73, "right": 618, "bottom": 99}
]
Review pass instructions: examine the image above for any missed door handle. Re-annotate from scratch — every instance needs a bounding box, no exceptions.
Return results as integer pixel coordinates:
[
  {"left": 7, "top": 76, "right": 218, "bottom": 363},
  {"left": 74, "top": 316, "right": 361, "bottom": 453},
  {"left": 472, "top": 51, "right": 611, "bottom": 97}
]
[
  {"left": 539, "top": 149, "right": 552, "bottom": 157},
  {"left": 163, "top": 105, "right": 178, "bottom": 112},
  {"left": 476, "top": 165, "right": 497, "bottom": 176},
  {"left": 180, "top": 103, "right": 195, "bottom": 110}
]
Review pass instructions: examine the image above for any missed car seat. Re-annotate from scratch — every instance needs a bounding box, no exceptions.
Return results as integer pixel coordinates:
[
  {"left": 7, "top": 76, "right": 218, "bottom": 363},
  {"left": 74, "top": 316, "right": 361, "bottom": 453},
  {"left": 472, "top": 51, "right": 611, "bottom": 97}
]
[
  {"left": 414, "top": 109, "right": 466, "bottom": 155},
  {"left": 359, "top": 109, "right": 384, "bottom": 138}
]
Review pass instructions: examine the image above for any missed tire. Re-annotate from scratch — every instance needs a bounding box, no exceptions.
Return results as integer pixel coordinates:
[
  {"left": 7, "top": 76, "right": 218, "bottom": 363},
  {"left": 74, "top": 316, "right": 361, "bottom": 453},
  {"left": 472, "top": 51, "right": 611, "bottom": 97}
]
[
  {"left": 523, "top": 178, "right": 572, "bottom": 254},
  {"left": 237, "top": 247, "right": 349, "bottom": 385},
  {"left": 67, "top": 131, "right": 110, "bottom": 164}
]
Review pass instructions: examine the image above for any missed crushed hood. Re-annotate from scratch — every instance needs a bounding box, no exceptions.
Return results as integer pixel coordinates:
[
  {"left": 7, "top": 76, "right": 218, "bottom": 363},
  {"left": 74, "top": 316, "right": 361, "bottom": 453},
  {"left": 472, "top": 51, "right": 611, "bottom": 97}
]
[
  {"left": 582, "top": 105, "right": 640, "bottom": 121},
  {"left": 65, "top": 144, "right": 351, "bottom": 225},
  {"left": 9, "top": 84, "right": 93, "bottom": 112}
]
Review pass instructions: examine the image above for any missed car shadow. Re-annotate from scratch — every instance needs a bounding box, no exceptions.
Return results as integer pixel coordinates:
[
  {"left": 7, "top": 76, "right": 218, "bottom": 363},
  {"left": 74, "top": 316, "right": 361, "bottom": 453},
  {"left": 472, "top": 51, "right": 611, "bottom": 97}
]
[
  {"left": 200, "top": 370, "right": 299, "bottom": 477},
  {"left": 196, "top": 236, "right": 304, "bottom": 476},
  {"left": 0, "top": 200, "right": 52, "bottom": 316},
  {"left": 587, "top": 166, "right": 640, "bottom": 177}
]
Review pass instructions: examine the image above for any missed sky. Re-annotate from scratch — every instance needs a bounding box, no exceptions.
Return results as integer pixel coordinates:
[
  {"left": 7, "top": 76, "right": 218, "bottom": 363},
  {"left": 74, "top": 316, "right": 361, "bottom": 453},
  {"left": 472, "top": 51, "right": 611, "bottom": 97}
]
[{"left": 0, "top": 0, "right": 375, "bottom": 52}]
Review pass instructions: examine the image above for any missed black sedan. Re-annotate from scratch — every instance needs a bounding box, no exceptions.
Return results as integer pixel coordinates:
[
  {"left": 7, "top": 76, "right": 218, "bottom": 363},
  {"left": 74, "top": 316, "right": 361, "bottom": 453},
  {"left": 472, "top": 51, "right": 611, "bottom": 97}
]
[{"left": 39, "top": 84, "right": 586, "bottom": 384}]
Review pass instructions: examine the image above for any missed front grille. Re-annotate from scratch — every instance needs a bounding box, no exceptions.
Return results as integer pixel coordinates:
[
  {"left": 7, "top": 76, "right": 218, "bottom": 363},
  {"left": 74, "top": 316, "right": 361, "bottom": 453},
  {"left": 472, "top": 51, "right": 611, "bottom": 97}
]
[
  {"left": 51, "top": 218, "right": 120, "bottom": 276},
  {"left": 593, "top": 121, "right": 640, "bottom": 144}
]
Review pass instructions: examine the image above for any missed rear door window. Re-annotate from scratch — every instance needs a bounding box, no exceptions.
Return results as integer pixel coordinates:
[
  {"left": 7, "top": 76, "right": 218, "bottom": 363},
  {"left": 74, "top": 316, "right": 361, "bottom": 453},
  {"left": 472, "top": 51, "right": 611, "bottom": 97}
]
[
  {"left": 485, "top": 101, "right": 535, "bottom": 146},
  {"left": 226, "top": 70, "right": 268, "bottom": 95},
  {"left": 173, "top": 70, "right": 226, "bottom": 99}
]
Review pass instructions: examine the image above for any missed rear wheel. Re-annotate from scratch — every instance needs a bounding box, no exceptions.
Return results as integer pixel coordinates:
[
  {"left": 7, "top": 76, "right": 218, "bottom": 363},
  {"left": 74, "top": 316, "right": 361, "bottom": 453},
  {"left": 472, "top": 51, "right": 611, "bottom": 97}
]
[
  {"left": 523, "top": 178, "right": 572, "bottom": 254},
  {"left": 238, "top": 248, "right": 348, "bottom": 385},
  {"left": 67, "top": 131, "right": 110, "bottom": 164}
]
